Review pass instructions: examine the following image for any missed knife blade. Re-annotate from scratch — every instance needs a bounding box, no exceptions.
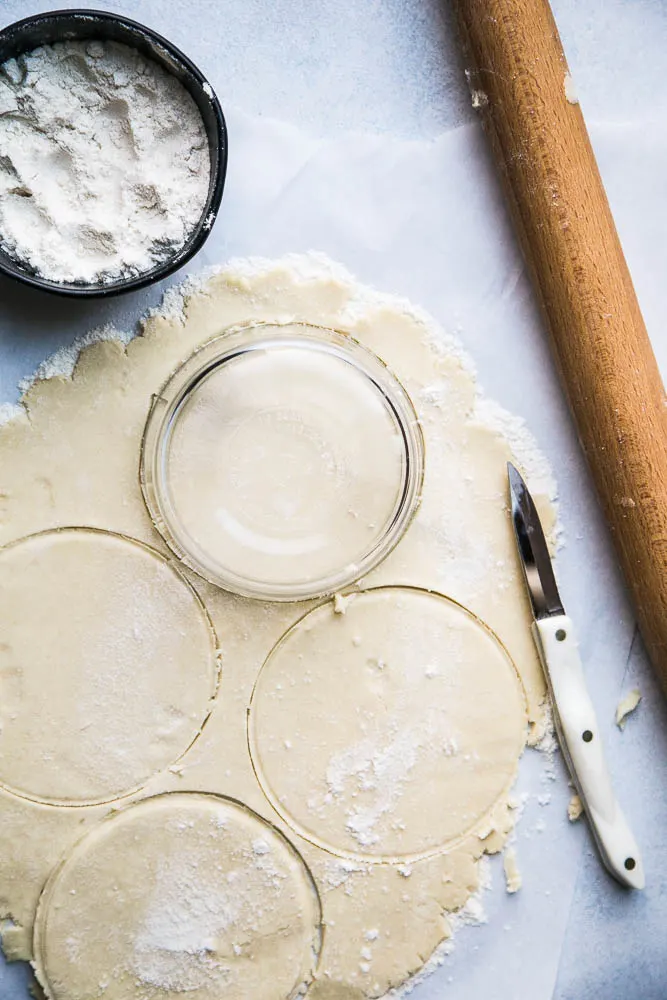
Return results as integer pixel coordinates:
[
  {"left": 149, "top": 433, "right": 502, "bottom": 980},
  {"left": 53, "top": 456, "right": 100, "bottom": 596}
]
[{"left": 508, "top": 462, "right": 644, "bottom": 890}]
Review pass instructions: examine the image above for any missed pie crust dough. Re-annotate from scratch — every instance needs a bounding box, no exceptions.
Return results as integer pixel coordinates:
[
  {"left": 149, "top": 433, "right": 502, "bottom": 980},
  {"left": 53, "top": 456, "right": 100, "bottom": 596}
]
[
  {"left": 0, "top": 528, "right": 219, "bottom": 805},
  {"left": 33, "top": 793, "right": 321, "bottom": 1000},
  {"left": 0, "top": 256, "right": 555, "bottom": 998},
  {"left": 249, "top": 587, "right": 527, "bottom": 861}
]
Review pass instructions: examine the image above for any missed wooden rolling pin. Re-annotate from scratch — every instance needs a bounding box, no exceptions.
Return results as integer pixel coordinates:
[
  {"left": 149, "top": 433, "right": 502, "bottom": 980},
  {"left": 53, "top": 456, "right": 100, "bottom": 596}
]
[{"left": 453, "top": 0, "right": 667, "bottom": 696}]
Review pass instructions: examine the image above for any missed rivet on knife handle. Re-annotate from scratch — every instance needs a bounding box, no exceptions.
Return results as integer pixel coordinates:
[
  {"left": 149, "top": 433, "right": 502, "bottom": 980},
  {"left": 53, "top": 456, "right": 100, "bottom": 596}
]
[{"left": 508, "top": 463, "right": 644, "bottom": 889}]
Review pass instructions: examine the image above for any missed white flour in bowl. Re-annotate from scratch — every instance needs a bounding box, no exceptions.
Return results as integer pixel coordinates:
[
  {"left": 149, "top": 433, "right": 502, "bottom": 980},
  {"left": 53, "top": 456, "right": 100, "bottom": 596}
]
[{"left": 0, "top": 38, "right": 211, "bottom": 284}]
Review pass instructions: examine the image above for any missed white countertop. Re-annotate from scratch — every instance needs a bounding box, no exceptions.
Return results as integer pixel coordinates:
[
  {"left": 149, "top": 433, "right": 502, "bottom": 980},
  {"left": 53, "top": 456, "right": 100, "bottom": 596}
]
[{"left": 0, "top": 2, "right": 666, "bottom": 998}]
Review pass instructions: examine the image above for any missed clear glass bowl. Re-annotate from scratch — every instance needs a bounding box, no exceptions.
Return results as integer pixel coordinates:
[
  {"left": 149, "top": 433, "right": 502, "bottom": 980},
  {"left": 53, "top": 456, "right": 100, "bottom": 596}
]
[{"left": 140, "top": 322, "right": 424, "bottom": 601}]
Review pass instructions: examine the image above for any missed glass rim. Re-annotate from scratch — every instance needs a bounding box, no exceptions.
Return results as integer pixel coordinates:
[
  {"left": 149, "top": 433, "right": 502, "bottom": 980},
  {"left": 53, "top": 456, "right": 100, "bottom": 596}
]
[{"left": 140, "top": 321, "right": 425, "bottom": 602}]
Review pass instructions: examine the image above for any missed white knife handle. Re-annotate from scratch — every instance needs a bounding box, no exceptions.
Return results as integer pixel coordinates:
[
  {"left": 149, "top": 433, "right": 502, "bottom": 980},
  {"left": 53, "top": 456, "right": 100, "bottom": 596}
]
[{"left": 533, "top": 615, "right": 644, "bottom": 889}]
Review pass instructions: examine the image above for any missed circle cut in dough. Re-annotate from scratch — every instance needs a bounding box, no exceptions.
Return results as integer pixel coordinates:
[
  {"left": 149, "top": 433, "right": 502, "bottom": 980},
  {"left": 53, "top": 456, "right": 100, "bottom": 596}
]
[
  {"left": 141, "top": 324, "right": 424, "bottom": 601},
  {"left": 34, "top": 793, "right": 322, "bottom": 1000},
  {"left": 0, "top": 528, "right": 219, "bottom": 806},
  {"left": 249, "top": 587, "right": 527, "bottom": 861}
]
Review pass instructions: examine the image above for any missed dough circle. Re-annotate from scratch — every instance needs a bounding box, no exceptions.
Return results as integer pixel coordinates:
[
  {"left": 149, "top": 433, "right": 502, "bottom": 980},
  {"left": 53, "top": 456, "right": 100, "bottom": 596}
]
[
  {"left": 141, "top": 324, "right": 423, "bottom": 600},
  {"left": 0, "top": 529, "right": 219, "bottom": 806},
  {"left": 249, "top": 587, "right": 527, "bottom": 861},
  {"left": 34, "top": 793, "right": 322, "bottom": 1000}
]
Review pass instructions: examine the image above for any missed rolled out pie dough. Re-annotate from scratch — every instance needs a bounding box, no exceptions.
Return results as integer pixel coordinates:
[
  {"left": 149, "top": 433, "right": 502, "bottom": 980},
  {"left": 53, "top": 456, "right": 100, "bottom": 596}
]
[
  {"left": 0, "top": 254, "right": 556, "bottom": 999},
  {"left": 249, "top": 587, "right": 526, "bottom": 861},
  {"left": 0, "top": 528, "right": 219, "bottom": 805},
  {"left": 33, "top": 793, "right": 321, "bottom": 1000}
]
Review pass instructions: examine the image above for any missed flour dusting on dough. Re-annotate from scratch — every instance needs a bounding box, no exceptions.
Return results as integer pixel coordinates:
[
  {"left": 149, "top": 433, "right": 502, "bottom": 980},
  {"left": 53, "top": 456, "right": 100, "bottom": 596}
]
[
  {"left": 133, "top": 852, "right": 239, "bottom": 992},
  {"left": 325, "top": 727, "right": 420, "bottom": 848},
  {"left": 13, "top": 253, "right": 476, "bottom": 392}
]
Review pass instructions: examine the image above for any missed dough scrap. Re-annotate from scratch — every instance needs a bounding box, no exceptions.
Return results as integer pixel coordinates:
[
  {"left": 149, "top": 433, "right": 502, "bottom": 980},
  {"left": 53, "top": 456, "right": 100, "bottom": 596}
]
[
  {"left": 0, "top": 254, "right": 556, "bottom": 997},
  {"left": 615, "top": 688, "right": 641, "bottom": 730},
  {"left": 33, "top": 793, "right": 321, "bottom": 1000},
  {"left": 503, "top": 847, "right": 522, "bottom": 893},
  {"left": 567, "top": 794, "right": 583, "bottom": 823}
]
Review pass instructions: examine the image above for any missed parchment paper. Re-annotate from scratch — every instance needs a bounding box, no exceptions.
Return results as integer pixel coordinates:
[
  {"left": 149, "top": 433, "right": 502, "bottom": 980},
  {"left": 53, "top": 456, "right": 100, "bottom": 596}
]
[{"left": 0, "top": 2, "right": 666, "bottom": 998}]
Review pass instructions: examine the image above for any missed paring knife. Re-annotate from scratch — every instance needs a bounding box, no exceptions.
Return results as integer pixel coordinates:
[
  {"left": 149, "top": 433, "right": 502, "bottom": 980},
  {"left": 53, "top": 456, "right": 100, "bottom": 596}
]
[{"left": 508, "top": 462, "right": 644, "bottom": 890}]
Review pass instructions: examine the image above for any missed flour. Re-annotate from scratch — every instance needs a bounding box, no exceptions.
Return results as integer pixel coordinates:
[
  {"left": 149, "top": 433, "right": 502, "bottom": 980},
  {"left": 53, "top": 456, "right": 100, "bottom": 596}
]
[
  {"left": 0, "top": 39, "right": 210, "bottom": 284},
  {"left": 325, "top": 728, "right": 420, "bottom": 849},
  {"left": 564, "top": 73, "right": 579, "bottom": 105},
  {"left": 133, "top": 852, "right": 236, "bottom": 993}
]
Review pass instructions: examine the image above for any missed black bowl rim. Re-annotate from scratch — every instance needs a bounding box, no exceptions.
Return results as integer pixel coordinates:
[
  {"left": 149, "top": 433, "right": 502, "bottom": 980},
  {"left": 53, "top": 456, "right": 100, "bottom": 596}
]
[{"left": 0, "top": 7, "right": 228, "bottom": 298}]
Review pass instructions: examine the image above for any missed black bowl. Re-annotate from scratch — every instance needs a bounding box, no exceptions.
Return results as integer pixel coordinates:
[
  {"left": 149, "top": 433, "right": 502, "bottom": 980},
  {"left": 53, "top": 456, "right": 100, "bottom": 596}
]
[{"left": 0, "top": 8, "right": 227, "bottom": 297}]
